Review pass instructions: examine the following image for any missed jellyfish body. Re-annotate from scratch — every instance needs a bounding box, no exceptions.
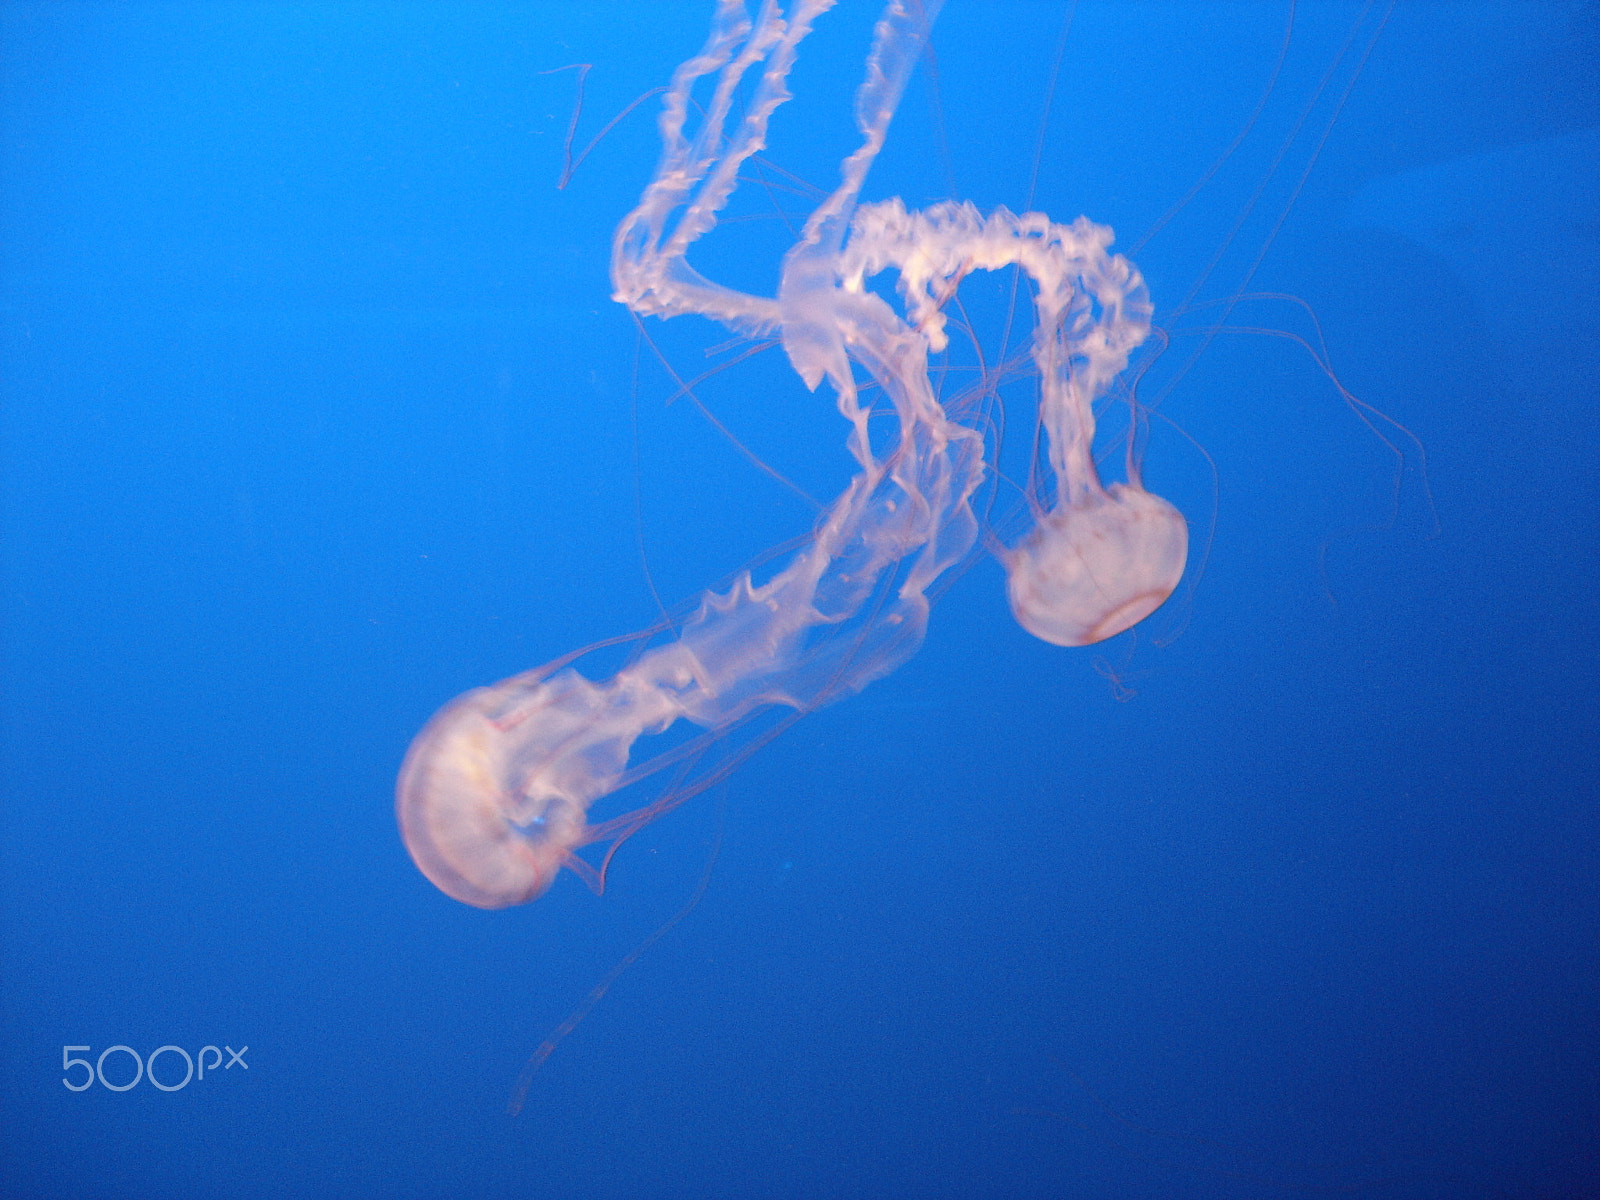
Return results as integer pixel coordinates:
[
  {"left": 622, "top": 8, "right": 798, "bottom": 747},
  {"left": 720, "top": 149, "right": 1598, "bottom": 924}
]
[
  {"left": 830, "top": 196, "right": 1188, "bottom": 649},
  {"left": 399, "top": 0, "right": 1184, "bottom": 907}
]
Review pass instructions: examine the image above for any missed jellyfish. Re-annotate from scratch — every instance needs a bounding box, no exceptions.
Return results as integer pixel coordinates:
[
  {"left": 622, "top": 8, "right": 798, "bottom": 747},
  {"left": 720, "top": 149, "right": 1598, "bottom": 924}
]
[{"left": 397, "top": 0, "right": 1186, "bottom": 909}]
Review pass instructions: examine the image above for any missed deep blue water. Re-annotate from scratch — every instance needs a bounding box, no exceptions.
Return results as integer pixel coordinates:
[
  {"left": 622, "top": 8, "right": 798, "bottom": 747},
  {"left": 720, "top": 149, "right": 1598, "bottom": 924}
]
[{"left": 2, "top": 3, "right": 1596, "bottom": 1197}]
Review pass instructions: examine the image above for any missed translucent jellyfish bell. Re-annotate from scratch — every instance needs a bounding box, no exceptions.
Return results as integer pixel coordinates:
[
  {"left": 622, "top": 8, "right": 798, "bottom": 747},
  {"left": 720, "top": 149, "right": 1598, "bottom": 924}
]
[
  {"left": 396, "top": 672, "right": 622, "bottom": 908},
  {"left": 1005, "top": 483, "right": 1188, "bottom": 647}
]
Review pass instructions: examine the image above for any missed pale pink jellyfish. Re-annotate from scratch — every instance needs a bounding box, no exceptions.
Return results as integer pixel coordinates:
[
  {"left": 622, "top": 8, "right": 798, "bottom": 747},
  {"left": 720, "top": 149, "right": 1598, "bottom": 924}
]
[{"left": 397, "top": 0, "right": 1186, "bottom": 909}]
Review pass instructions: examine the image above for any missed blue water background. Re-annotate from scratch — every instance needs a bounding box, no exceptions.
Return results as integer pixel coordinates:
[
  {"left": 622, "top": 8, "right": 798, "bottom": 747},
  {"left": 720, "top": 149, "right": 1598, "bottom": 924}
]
[{"left": 2, "top": 3, "right": 1596, "bottom": 1197}]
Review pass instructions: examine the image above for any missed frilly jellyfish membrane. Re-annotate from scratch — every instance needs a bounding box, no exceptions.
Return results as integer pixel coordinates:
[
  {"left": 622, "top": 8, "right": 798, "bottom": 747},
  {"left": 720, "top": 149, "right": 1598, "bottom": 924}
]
[{"left": 398, "top": 0, "right": 1406, "bottom": 910}]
